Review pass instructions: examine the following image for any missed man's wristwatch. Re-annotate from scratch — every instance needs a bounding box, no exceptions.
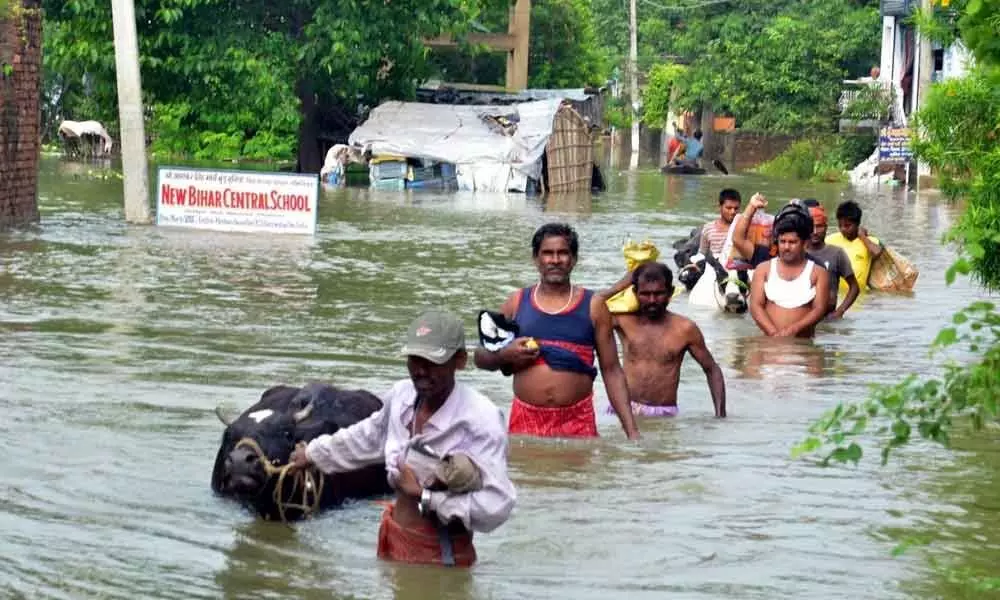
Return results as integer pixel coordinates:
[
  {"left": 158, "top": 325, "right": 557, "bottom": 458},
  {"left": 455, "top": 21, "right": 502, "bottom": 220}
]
[{"left": 418, "top": 488, "right": 432, "bottom": 516}]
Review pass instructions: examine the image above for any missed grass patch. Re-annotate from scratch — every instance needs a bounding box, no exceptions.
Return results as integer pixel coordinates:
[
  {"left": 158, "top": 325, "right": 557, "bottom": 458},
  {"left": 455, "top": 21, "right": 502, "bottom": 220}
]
[{"left": 755, "top": 133, "right": 876, "bottom": 182}]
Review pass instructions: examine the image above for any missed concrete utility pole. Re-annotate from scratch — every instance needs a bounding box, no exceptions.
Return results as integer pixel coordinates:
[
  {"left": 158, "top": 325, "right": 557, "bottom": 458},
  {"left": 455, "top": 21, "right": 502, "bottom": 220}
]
[
  {"left": 111, "top": 0, "right": 152, "bottom": 224},
  {"left": 628, "top": 0, "right": 640, "bottom": 170}
]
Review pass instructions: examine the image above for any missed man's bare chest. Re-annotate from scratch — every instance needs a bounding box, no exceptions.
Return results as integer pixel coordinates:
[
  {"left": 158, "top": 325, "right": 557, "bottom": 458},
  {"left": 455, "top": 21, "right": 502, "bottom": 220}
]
[{"left": 617, "top": 324, "right": 688, "bottom": 363}]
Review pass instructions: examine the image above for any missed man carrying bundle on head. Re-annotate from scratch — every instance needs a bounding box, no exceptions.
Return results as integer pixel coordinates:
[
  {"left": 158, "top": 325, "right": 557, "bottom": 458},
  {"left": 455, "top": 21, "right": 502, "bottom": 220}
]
[{"left": 598, "top": 262, "right": 727, "bottom": 418}]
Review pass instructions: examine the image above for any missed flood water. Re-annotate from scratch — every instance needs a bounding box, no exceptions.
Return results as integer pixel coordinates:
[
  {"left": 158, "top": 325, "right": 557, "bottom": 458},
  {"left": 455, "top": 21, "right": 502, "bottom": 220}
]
[{"left": 2, "top": 155, "right": 998, "bottom": 599}]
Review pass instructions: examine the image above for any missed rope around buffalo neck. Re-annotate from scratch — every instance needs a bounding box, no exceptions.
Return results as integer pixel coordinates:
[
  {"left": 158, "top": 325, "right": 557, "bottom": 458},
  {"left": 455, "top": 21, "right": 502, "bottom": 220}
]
[{"left": 233, "top": 437, "right": 326, "bottom": 524}]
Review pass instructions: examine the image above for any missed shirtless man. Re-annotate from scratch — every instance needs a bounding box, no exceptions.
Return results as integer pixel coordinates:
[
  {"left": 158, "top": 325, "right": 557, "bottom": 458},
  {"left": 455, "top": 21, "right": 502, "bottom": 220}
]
[
  {"left": 600, "top": 262, "right": 726, "bottom": 417},
  {"left": 473, "top": 223, "right": 640, "bottom": 440}
]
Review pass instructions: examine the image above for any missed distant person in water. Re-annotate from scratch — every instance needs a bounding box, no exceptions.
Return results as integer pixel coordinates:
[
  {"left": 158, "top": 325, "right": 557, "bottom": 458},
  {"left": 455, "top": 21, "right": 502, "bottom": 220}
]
[
  {"left": 473, "top": 223, "right": 640, "bottom": 440},
  {"left": 749, "top": 202, "right": 830, "bottom": 338},
  {"left": 599, "top": 262, "right": 726, "bottom": 417},
  {"left": 801, "top": 199, "right": 860, "bottom": 318},
  {"left": 668, "top": 123, "right": 704, "bottom": 168}
]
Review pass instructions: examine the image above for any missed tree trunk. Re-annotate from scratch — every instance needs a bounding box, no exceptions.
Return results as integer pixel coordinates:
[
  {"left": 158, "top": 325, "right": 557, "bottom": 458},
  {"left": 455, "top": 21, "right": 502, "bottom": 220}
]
[{"left": 296, "top": 77, "right": 321, "bottom": 174}]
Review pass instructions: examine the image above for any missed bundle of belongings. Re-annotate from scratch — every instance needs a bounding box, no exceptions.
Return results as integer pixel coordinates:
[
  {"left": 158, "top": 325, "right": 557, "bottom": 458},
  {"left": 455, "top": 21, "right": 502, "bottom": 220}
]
[
  {"left": 671, "top": 209, "right": 776, "bottom": 291},
  {"left": 406, "top": 440, "right": 483, "bottom": 494},
  {"left": 606, "top": 239, "right": 661, "bottom": 314},
  {"left": 479, "top": 112, "right": 519, "bottom": 136},
  {"left": 386, "top": 440, "right": 484, "bottom": 566},
  {"left": 869, "top": 247, "right": 920, "bottom": 292},
  {"left": 476, "top": 309, "right": 594, "bottom": 378},
  {"left": 478, "top": 310, "right": 519, "bottom": 352}
]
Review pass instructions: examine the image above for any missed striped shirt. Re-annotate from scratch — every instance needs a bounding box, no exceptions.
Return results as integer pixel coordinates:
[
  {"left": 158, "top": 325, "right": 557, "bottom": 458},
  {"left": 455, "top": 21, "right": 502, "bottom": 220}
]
[{"left": 699, "top": 220, "right": 730, "bottom": 257}]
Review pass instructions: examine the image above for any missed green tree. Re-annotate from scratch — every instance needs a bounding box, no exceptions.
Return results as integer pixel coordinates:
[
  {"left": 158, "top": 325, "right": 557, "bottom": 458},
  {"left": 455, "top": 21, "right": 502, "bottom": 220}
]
[
  {"left": 527, "top": 0, "right": 608, "bottom": 87},
  {"left": 43, "top": 0, "right": 501, "bottom": 168},
  {"left": 793, "top": 0, "right": 1000, "bottom": 467},
  {"left": 640, "top": 63, "right": 685, "bottom": 126},
  {"left": 592, "top": 0, "right": 881, "bottom": 133}
]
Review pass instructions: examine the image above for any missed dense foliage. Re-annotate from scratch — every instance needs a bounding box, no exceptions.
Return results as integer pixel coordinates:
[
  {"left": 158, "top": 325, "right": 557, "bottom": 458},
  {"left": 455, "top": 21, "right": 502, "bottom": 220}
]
[
  {"left": 43, "top": 0, "right": 502, "bottom": 168},
  {"left": 593, "top": 0, "right": 881, "bottom": 133},
  {"left": 41, "top": 0, "right": 882, "bottom": 161},
  {"left": 794, "top": 0, "right": 1000, "bottom": 467}
]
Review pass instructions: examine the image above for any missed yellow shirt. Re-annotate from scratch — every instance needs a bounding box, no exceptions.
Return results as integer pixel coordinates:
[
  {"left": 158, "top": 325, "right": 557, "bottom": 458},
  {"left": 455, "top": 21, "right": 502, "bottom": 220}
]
[{"left": 826, "top": 232, "right": 880, "bottom": 290}]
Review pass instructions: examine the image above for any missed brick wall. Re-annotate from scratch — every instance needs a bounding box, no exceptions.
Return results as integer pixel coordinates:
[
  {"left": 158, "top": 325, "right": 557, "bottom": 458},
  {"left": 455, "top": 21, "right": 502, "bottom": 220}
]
[
  {"left": 709, "top": 132, "right": 800, "bottom": 172},
  {"left": 0, "top": 0, "right": 42, "bottom": 229},
  {"left": 645, "top": 127, "right": 803, "bottom": 172}
]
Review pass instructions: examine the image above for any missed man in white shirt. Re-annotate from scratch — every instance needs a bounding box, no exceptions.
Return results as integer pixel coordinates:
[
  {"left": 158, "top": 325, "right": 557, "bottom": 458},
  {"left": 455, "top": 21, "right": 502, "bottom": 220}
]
[{"left": 289, "top": 310, "right": 516, "bottom": 567}]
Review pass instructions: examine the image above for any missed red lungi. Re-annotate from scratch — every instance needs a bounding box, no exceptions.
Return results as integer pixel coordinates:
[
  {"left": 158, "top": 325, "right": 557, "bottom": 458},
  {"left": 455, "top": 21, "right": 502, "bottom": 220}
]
[
  {"left": 508, "top": 394, "right": 598, "bottom": 438},
  {"left": 376, "top": 505, "right": 477, "bottom": 567}
]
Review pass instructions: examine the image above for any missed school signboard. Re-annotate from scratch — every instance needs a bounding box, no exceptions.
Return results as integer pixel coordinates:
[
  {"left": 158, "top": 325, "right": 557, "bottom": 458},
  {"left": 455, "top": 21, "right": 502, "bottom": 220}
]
[
  {"left": 878, "top": 127, "right": 913, "bottom": 163},
  {"left": 155, "top": 167, "right": 319, "bottom": 235}
]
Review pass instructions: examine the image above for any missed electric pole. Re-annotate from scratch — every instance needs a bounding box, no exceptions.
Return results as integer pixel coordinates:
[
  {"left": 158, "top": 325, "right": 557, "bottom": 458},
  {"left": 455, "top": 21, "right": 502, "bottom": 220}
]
[
  {"left": 915, "top": 0, "right": 933, "bottom": 179},
  {"left": 111, "top": 0, "right": 152, "bottom": 224},
  {"left": 628, "top": 0, "right": 640, "bottom": 170}
]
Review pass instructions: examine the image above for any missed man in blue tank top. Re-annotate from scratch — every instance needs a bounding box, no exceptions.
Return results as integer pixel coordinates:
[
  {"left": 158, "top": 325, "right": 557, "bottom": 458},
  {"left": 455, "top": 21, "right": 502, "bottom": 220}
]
[{"left": 473, "top": 223, "right": 640, "bottom": 440}]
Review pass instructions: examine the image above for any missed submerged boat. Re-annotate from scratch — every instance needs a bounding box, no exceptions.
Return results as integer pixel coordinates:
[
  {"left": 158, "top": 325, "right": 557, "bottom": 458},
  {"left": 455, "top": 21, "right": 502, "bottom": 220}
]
[
  {"left": 661, "top": 164, "right": 706, "bottom": 175},
  {"left": 660, "top": 158, "right": 730, "bottom": 176}
]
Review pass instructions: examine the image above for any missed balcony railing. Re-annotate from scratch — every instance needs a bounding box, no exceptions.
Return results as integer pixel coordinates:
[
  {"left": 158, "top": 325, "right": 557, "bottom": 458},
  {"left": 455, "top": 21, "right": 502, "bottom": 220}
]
[{"left": 838, "top": 79, "right": 906, "bottom": 127}]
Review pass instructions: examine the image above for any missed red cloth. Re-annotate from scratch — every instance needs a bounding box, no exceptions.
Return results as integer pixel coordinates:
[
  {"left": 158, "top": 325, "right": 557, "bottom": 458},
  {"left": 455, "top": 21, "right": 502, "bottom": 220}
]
[
  {"left": 667, "top": 137, "right": 681, "bottom": 156},
  {"left": 376, "top": 504, "right": 477, "bottom": 567},
  {"left": 508, "top": 394, "right": 598, "bottom": 438}
]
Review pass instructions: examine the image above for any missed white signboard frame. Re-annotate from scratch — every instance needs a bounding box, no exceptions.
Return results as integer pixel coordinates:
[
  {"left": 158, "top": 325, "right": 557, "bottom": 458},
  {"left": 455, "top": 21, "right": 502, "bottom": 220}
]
[{"left": 155, "top": 166, "right": 319, "bottom": 235}]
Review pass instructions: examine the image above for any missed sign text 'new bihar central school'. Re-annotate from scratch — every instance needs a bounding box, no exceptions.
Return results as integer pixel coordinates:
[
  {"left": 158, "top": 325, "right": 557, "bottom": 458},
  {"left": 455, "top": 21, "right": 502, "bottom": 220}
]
[{"left": 155, "top": 167, "right": 319, "bottom": 235}]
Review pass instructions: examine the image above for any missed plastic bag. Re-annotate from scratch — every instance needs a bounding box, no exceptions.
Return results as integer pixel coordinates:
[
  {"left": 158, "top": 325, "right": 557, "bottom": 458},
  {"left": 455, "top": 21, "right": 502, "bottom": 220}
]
[
  {"left": 606, "top": 239, "right": 660, "bottom": 314},
  {"left": 869, "top": 246, "right": 919, "bottom": 292}
]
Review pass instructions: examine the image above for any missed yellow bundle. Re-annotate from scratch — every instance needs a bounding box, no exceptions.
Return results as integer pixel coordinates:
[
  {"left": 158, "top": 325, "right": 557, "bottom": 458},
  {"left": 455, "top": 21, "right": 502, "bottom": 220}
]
[{"left": 606, "top": 239, "right": 660, "bottom": 314}]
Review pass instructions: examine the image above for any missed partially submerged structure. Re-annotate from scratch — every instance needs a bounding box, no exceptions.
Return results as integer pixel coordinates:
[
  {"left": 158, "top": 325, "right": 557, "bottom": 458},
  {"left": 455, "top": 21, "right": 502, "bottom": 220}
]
[
  {"left": 57, "top": 120, "right": 114, "bottom": 157},
  {"left": 346, "top": 98, "right": 601, "bottom": 193}
]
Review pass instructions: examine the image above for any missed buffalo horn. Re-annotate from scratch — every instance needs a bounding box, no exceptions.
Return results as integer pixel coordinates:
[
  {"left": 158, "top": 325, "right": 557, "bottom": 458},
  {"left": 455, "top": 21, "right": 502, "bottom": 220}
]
[
  {"left": 293, "top": 401, "right": 314, "bottom": 423},
  {"left": 214, "top": 404, "right": 235, "bottom": 426}
]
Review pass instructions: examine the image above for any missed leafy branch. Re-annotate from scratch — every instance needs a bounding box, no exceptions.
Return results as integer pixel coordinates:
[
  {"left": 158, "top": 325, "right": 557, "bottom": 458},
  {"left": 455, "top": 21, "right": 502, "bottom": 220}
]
[{"left": 792, "top": 296, "right": 1000, "bottom": 466}]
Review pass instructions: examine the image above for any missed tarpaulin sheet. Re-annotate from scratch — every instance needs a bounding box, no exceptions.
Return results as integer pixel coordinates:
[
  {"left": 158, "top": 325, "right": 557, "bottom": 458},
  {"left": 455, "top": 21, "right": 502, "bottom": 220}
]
[{"left": 347, "top": 99, "right": 565, "bottom": 192}]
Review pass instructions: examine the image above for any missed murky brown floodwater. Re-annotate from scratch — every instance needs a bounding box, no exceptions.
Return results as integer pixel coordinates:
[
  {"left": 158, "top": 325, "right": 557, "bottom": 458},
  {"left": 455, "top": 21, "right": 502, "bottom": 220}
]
[{"left": 2, "top": 155, "right": 998, "bottom": 599}]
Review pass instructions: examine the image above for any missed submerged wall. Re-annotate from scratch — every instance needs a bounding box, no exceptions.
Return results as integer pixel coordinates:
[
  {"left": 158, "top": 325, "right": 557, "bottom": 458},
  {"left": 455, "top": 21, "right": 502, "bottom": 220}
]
[{"left": 0, "top": 0, "right": 42, "bottom": 229}]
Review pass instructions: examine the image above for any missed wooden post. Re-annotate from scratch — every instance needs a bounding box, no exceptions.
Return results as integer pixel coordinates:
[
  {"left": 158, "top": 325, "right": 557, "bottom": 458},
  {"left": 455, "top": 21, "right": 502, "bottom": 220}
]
[
  {"left": 506, "top": 0, "right": 530, "bottom": 91},
  {"left": 111, "top": 0, "right": 152, "bottom": 224},
  {"left": 423, "top": 0, "right": 531, "bottom": 93}
]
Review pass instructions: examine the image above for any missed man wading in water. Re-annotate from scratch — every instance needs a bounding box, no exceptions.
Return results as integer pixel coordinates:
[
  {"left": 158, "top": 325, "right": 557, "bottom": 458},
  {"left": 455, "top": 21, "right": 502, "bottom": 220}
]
[
  {"left": 599, "top": 262, "right": 726, "bottom": 417},
  {"left": 749, "top": 203, "right": 830, "bottom": 338},
  {"left": 801, "top": 199, "right": 860, "bottom": 318},
  {"left": 474, "top": 223, "right": 640, "bottom": 440},
  {"left": 290, "top": 310, "right": 516, "bottom": 567}
]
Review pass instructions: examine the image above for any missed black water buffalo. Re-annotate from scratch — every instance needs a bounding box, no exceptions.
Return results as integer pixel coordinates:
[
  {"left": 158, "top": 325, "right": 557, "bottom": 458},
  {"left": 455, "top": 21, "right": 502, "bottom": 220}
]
[{"left": 211, "top": 382, "right": 393, "bottom": 521}]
